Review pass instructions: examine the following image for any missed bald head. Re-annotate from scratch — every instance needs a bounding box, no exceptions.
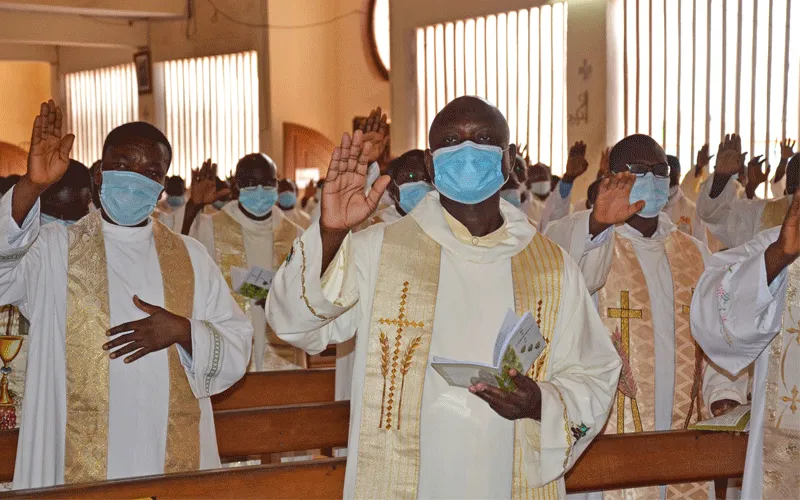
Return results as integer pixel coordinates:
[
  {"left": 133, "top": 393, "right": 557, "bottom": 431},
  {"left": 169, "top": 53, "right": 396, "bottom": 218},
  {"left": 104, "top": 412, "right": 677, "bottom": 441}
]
[
  {"left": 235, "top": 153, "right": 278, "bottom": 189},
  {"left": 428, "top": 96, "right": 510, "bottom": 151},
  {"left": 609, "top": 134, "right": 668, "bottom": 174}
]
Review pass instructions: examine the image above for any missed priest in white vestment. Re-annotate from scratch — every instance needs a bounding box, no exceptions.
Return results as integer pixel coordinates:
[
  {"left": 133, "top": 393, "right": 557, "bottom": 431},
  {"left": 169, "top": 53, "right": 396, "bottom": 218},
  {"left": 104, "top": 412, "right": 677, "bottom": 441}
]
[
  {"left": 1, "top": 102, "right": 252, "bottom": 490},
  {"left": 155, "top": 175, "right": 188, "bottom": 232},
  {"left": 278, "top": 179, "right": 312, "bottom": 229},
  {"left": 268, "top": 97, "right": 620, "bottom": 499},
  {"left": 545, "top": 135, "right": 748, "bottom": 500},
  {"left": 696, "top": 135, "right": 798, "bottom": 249},
  {"left": 691, "top": 190, "right": 800, "bottom": 499},
  {"left": 184, "top": 154, "right": 303, "bottom": 372}
]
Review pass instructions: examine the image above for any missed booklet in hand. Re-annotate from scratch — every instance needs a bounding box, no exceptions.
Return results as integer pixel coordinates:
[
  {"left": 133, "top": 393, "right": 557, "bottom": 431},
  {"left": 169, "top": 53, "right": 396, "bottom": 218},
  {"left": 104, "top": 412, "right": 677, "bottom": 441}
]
[
  {"left": 230, "top": 266, "right": 275, "bottom": 301},
  {"left": 431, "top": 309, "right": 546, "bottom": 391}
]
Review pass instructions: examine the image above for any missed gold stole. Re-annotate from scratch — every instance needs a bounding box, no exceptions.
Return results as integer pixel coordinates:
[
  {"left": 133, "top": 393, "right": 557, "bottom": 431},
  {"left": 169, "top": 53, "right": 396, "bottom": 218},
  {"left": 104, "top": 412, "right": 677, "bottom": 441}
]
[
  {"left": 760, "top": 196, "right": 791, "bottom": 232},
  {"left": 212, "top": 211, "right": 305, "bottom": 370},
  {"left": 353, "top": 216, "right": 565, "bottom": 499},
  {"left": 598, "top": 231, "right": 707, "bottom": 500},
  {"left": 762, "top": 259, "right": 800, "bottom": 497},
  {"left": 64, "top": 212, "right": 200, "bottom": 483}
]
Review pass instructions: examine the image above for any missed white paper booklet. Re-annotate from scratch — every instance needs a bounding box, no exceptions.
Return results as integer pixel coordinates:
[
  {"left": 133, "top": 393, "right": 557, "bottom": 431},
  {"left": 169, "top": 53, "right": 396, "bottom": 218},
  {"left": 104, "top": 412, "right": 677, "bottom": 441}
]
[
  {"left": 688, "top": 404, "right": 751, "bottom": 432},
  {"left": 431, "top": 309, "right": 546, "bottom": 391},
  {"left": 230, "top": 266, "right": 275, "bottom": 300}
]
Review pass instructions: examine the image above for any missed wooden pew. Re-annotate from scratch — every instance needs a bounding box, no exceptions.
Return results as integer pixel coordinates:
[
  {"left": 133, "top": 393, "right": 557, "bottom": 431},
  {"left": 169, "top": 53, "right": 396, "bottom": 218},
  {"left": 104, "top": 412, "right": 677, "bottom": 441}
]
[{"left": 1, "top": 430, "right": 747, "bottom": 499}]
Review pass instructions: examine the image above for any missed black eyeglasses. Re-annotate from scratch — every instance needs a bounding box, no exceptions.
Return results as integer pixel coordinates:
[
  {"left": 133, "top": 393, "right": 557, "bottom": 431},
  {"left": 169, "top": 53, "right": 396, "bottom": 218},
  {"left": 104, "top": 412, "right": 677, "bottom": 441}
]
[{"left": 625, "top": 163, "right": 670, "bottom": 179}]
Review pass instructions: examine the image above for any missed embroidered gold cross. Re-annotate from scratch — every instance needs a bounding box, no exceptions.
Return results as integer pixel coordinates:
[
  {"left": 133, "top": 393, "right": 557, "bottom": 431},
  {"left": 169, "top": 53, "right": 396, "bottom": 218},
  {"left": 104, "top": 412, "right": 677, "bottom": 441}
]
[
  {"left": 608, "top": 291, "right": 644, "bottom": 433},
  {"left": 377, "top": 281, "right": 425, "bottom": 430},
  {"left": 681, "top": 288, "right": 696, "bottom": 315},
  {"left": 781, "top": 386, "right": 799, "bottom": 414}
]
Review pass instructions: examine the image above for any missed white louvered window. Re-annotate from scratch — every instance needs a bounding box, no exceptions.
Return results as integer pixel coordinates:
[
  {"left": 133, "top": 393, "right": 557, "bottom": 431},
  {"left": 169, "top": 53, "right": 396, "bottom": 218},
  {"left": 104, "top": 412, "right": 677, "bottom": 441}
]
[
  {"left": 65, "top": 64, "right": 139, "bottom": 166},
  {"left": 415, "top": 3, "right": 568, "bottom": 173},
  {"left": 617, "top": 0, "right": 800, "bottom": 180},
  {"left": 162, "top": 51, "right": 259, "bottom": 182}
]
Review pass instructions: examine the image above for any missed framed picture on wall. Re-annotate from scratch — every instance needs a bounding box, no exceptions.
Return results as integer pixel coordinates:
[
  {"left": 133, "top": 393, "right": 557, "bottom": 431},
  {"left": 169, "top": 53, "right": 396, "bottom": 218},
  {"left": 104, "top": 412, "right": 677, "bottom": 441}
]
[{"left": 134, "top": 50, "right": 153, "bottom": 95}]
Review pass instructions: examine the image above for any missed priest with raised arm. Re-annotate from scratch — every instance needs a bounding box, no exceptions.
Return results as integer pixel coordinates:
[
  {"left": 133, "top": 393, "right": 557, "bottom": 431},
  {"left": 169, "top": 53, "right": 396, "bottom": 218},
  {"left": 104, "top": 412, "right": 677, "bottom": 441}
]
[
  {"left": 1, "top": 101, "right": 252, "bottom": 489},
  {"left": 267, "top": 96, "right": 620, "bottom": 499},
  {"left": 691, "top": 190, "right": 800, "bottom": 499}
]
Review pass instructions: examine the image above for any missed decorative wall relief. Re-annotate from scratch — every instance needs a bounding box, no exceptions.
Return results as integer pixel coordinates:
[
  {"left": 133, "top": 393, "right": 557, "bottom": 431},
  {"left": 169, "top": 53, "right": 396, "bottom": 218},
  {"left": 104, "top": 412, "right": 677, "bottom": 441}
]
[{"left": 568, "top": 91, "right": 589, "bottom": 126}]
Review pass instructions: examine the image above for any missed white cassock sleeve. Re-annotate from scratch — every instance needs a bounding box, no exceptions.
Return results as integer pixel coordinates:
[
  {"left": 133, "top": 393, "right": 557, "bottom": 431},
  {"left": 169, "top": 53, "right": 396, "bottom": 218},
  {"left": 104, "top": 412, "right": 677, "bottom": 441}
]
[
  {"left": 680, "top": 166, "right": 708, "bottom": 204},
  {"left": 544, "top": 210, "right": 614, "bottom": 294},
  {"left": 189, "top": 212, "right": 216, "bottom": 257},
  {"left": 521, "top": 252, "right": 622, "bottom": 486},
  {"left": 770, "top": 175, "right": 787, "bottom": 199},
  {"left": 695, "top": 174, "right": 766, "bottom": 249},
  {"left": 539, "top": 181, "right": 574, "bottom": 232},
  {"left": 0, "top": 188, "right": 42, "bottom": 308},
  {"left": 266, "top": 220, "right": 361, "bottom": 354},
  {"left": 690, "top": 228, "right": 789, "bottom": 376},
  {"left": 178, "top": 238, "right": 253, "bottom": 398}
]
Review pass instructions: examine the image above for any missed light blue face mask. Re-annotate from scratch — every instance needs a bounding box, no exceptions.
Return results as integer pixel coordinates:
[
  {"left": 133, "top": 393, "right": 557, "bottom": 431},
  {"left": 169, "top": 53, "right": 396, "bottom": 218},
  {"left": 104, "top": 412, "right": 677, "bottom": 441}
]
[
  {"left": 212, "top": 200, "right": 227, "bottom": 210},
  {"left": 239, "top": 185, "right": 278, "bottom": 217},
  {"left": 432, "top": 141, "right": 507, "bottom": 205},
  {"left": 629, "top": 173, "right": 670, "bottom": 218},
  {"left": 278, "top": 191, "right": 297, "bottom": 209},
  {"left": 166, "top": 195, "right": 185, "bottom": 208},
  {"left": 397, "top": 181, "right": 433, "bottom": 214},
  {"left": 41, "top": 213, "right": 77, "bottom": 227},
  {"left": 500, "top": 188, "right": 522, "bottom": 207},
  {"left": 100, "top": 170, "right": 164, "bottom": 226}
]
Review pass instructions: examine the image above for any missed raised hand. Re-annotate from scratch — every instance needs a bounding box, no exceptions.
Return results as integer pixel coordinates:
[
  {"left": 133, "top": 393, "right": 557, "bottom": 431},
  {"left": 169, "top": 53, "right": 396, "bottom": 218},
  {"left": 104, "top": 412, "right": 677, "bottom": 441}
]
[
  {"left": 103, "top": 295, "right": 192, "bottom": 363},
  {"left": 26, "top": 100, "right": 75, "bottom": 189},
  {"left": 563, "top": 141, "right": 589, "bottom": 183},
  {"left": 470, "top": 369, "right": 542, "bottom": 421},
  {"left": 695, "top": 144, "right": 713, "bottom": 177},
  {"left": 359, "top": 107, "right": 390, "bottom": 165},
  {"left": 747, "top": 155, "right": 770, "bottom": 185},
  {"left": 597, "top": 147, "right": 611, "bottom": 179},
  {"left": 765, "top": 190, "right": 800, "bottom": 284},
  {"left": 714, "top": 134, "right": 747, "bottom": 177},
  {"left": 321, "top": 131, "right": 391, "bottom": 231},
  {"left": 189, "top": 158, "right": 230, "bottom": 206},
  {"left": 780, "top": 138, "right": 796, "bottom": 160},
  {"left": 589, "top": 172, "right": 645, "bottom": 236}
]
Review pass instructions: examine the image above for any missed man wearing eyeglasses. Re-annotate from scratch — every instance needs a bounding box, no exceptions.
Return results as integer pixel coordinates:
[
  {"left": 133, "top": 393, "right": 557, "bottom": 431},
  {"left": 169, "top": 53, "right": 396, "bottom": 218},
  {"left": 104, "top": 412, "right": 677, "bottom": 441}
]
[
  {"left": 182, "top": 153, "right": 304, "bottom": 372},
  {"left": 546, "top": 134, "right": 747, "bottom": 500}
]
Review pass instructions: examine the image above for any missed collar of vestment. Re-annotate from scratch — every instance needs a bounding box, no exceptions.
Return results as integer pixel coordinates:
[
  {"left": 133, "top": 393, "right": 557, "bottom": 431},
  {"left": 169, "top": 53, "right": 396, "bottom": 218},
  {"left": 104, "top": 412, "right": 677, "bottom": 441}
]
[
  {"left": 222, "top": 201, "right": 278, "bottom": 236},
  {"left": 616, "top": 212, "right": 678, "bottom": 244},
  {"left": 410, "top": 191, "right": 535, "bottom": 264}
]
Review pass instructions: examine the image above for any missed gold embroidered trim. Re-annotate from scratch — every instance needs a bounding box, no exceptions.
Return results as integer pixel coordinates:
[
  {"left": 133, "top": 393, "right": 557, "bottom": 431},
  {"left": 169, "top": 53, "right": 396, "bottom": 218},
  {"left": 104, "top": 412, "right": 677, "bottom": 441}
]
[
  {"left": 298, "top": 239, "right": 329, "bottom": 321},
  {"left": 551, "top": 384, "right": 573, "bottom": 469}
]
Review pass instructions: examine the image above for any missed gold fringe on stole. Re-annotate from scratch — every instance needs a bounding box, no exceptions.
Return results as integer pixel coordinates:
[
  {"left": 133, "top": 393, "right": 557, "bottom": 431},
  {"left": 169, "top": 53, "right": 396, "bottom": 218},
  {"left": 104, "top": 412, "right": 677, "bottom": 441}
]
[
  {"left": 211, "top": 211, "right": 250, "bottom": 314},
  {"left": 598, "top": 231, "right": 707, "bottom": 500},
  {"left": 353, "top": 216, "right": 441, "bottom": 500},
  {"left": 511, "top": 235, "right": 564, "bottom": 500},
  {"left": 353, "top": 216, "right": 566, "bottom": 499},
  {"left": 762, "top": 259, "right": 800, "bottom": 498},
  {"left": 272, "top": 215, "right": 298, "bottom": 270},
  {"left": 65, "top": 213, "right": 200, "bottom": 483},
  {"left": 760, "top": 196, "right": 791, "bottom": 232}
]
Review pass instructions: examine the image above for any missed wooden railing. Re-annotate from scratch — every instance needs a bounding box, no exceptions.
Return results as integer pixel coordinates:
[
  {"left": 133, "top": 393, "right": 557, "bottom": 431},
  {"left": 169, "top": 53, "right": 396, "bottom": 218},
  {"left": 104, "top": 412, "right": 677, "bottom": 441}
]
[{"left": 0, "top": 369, "right": 748, "bottom": 499}]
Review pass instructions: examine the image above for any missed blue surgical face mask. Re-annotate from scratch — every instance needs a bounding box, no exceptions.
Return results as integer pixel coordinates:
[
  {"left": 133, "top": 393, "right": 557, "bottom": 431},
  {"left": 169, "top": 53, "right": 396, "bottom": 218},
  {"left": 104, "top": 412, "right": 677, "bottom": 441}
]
[
  {"left": 397, "top": 181, "right": 433, "bottom": 214},
  {"left": 212, "top": 200, "right": 227, "bottom": 210},
  {"left": 239, "top": 185, "right": 278, "bottom": 217},
  {"left": 500, "top": 188, "right": 522, "bottom": 207},
  {"left": 432, "top": 141, "right": 507, "bottom": 205},
  {"left": 41, "top": 213, "right": 77, "bottom": 227},
  {"left": 629, "top": 173, "right": 670, "bottom": 218},
  {"left": 100, "top": 170, "right": 164, "bottom": 226},
  {"left": 166, "top": 195, "right": 185, "bottom": 208},
  {"left": 278, "top": 191, "right": 297, "bottom": 209}
]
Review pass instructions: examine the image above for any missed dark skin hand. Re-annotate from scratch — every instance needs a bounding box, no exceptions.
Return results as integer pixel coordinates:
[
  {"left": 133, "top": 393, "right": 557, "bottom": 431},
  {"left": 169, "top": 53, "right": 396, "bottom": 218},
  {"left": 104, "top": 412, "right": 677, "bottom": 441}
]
[
  {"left": 103, "top": 295, "right": 192, "bottom": 362},
  {"left": 469, "top": 369, "right": 542, "bottom": 421},
  {"left": 181, "top": 159, "right": 232, "bottom": 234},
  {"left": 710, "top": 399, "right": 741, "bottom": 417},
  {"left": 709, "top": 134, "right": 748, "bottom": 199},
  {"left": 765, "top": 189, "right": 800, "bottom": 285},
  {"left": 745, "top": 155, "right": 769, "bottom": 200},
  {"left": 562, "top": 141, "right": 589, "bottom": 184}
]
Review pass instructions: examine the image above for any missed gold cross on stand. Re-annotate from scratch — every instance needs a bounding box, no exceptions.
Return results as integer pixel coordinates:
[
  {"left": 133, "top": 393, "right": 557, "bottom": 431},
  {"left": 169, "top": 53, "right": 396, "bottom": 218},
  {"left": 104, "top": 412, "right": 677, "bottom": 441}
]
[
  {"left": 608, "top": 290, "right": 644, "bottom": 432},
  {"left": 377, "top": 282, "right": 425, "bottom": 430}
]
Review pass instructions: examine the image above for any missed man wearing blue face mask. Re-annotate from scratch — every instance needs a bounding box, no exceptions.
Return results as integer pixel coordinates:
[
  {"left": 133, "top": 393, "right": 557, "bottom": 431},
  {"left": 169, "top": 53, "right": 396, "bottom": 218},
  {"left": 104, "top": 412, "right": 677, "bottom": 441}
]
[
  {"left": 1, "top": 101, "right": 252, "bottom": 489},
  {"left": 155, "top": 175, "right": 187, "bottom": 232},
  {"left": 546, "top": 134, "right": 747, "bottom": 500},
  {"left": 277, "top": 178, "right": 311, "bottom": 229},
  {"left": 184, "top": 153, "right": 304, "bottom": 372},
  {"left": 40, "top": 159, "right": 91, "bottom": 227},
  {"left": 267, "top": 96, "right": 621, "bottom": 499}
]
